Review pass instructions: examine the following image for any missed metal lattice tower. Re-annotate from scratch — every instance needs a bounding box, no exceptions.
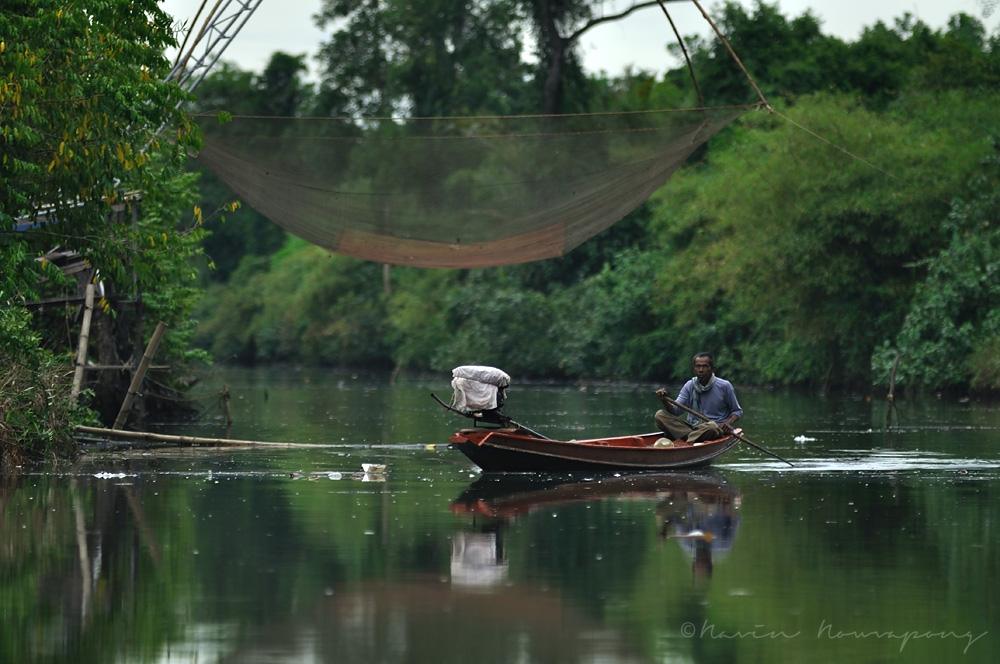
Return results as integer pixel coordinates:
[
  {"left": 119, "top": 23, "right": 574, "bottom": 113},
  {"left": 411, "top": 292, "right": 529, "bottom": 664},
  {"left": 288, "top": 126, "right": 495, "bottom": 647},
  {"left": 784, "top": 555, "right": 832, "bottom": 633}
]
[{"left": 167, "top": 0, "right": 265, "bottom": 94}]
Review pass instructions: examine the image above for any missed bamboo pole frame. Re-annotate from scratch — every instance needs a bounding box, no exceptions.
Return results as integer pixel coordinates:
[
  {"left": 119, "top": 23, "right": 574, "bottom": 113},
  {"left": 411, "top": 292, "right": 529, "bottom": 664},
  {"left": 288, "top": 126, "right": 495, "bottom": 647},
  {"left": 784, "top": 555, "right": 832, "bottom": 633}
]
[
  {"left": 112, "top": 321, "right": 167, "bottom": 429},
  {"left": 70, "top": 283, "right": 96, "bottom": 401},
  {"left": 76, "top": 425, "right": 338, "bottom": 449}
]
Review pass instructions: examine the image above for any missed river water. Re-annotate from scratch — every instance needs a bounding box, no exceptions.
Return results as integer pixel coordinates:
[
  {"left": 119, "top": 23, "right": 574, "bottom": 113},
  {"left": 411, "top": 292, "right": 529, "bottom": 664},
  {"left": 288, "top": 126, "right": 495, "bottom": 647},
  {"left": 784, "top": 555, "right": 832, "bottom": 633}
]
[{"left": 4, "top": 367, "right": 998, "bottom": 662}]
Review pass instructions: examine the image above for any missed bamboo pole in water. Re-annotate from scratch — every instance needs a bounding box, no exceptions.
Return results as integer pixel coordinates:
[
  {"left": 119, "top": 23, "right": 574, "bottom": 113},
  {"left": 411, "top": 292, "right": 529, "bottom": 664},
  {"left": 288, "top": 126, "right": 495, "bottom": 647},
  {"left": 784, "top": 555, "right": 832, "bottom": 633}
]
[
  {"left": 76, "top": 425, "right": 339, "bottom": 448},
  {"left": 113, "top": 321, "right": 167, "bottom": 429},
  {"left": 70, "top": 283, "right": 96, "bottom": 402}
]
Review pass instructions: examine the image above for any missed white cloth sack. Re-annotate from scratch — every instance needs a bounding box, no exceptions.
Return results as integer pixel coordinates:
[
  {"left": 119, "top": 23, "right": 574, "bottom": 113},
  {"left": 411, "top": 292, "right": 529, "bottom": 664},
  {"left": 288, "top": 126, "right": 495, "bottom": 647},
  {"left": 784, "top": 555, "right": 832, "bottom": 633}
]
[
  {"left": 452, "top": 365, "right": 510, "bottom": 387},
  {"left": 451, "top": 366, "right": 510, "bottom": 412}
]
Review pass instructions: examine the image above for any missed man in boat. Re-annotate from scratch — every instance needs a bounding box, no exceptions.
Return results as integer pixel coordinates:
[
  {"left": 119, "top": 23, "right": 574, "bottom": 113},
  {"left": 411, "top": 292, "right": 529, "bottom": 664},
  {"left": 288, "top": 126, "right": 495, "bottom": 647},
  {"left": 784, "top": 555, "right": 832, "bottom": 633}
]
[{"left": 654, "top": 353, "right": 742, "bottom": 444}]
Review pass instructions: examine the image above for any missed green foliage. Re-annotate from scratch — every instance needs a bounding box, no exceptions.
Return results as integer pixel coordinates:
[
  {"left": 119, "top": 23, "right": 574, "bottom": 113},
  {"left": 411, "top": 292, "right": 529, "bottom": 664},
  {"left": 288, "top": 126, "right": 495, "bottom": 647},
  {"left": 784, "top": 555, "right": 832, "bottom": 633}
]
[
  {"left": 0, "top": 0, "right": 195, "bottom": 239},
  {"left": 192, "top": 6, "right": 1000, "bottom": 393},
  {"left": 0, "top": 309, "right": 89, "bottom": 464},
  {"left": 435, "top": 277, "right": 560, "bottom": 376},
  {"left": 385, "top": 268, "right": 455, "bottom": 370},
  {"left": 686, "top": 3, "right": 999, "bottom": 107},
  {"left": 649, "top": 92, "right": 996, "bottom": 386},
  {"left": 546, "top": 249, "right": 665, "bottom": 379},
  {"left": 189, "top": 53, "right": 311, "bottom": 282},
  {"left": 135, "top": 167, "right": 212, "bottom": 368},
  {"left": 315, "top": 0, "right": 532, "bottom": 116},
  {"left": 0, "top": 0, "right": 209, "bottom": 452},
  {"left": 872, "top": 146, "right": 1000, "bottom": 390},
  {"left": 685, "top": 1, "right": 849, "bottom": 104},
  {"left": 195, "top": 240, "right": 390, "bottom": 366}
]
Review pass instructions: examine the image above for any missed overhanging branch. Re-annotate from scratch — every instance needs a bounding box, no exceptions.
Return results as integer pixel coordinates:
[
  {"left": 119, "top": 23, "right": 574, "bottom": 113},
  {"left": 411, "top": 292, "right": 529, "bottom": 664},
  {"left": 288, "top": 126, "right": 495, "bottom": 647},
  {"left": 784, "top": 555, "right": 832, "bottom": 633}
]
[{"left": 566, "top": 0, "right": 686, "bottom": 44}]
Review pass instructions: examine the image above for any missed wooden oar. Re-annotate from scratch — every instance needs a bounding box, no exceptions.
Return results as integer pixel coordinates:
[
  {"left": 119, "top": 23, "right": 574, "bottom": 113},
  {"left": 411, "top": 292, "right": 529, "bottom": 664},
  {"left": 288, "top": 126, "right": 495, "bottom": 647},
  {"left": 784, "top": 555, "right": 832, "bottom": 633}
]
[{"left": 656, "top": 393, "right": 794, "bottom": 467}]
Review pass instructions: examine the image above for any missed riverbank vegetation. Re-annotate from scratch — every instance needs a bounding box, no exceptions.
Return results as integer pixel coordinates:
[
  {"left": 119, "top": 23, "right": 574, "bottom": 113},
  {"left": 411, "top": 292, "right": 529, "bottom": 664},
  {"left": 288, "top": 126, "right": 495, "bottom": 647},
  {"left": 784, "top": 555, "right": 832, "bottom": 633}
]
[
  {"left": 2, "top": 2, "right": 998, "bottom": 460},
  {"left": 193, "top": 2, "right": 1000, "bottom": 392},
  {"left": 1, "top": 1, "right": 207, "bottom": 462}
]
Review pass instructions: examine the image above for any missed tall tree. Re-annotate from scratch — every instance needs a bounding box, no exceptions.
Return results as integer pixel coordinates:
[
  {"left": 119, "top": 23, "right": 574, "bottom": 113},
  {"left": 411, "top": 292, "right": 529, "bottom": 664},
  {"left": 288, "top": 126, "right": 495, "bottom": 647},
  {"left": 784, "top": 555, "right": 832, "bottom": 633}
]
[
  {"left": 683, "top": 1, "right": 848, "bottom": 104},
  {"left": 525, "top": 0, "right": 664, "bottom": 113},
  {"left": 314, "top": 0, "right": 531, "bottom": 117},
  {"left": 1, "top": 0, "right": 194, "bottom": 250},
  {"left": 313, "top": 0, "right": 674, "bottom": 116},
  {"left": 1, "top": 0, "right": 206, "bottom": 453}
]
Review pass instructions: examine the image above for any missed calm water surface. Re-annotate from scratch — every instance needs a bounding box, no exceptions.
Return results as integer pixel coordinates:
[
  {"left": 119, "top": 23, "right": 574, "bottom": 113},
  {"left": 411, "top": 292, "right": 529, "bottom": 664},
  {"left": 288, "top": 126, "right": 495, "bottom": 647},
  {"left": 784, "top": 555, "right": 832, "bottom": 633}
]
[{"left": 4, "top": 367, "right": 999, "bottom": 662}]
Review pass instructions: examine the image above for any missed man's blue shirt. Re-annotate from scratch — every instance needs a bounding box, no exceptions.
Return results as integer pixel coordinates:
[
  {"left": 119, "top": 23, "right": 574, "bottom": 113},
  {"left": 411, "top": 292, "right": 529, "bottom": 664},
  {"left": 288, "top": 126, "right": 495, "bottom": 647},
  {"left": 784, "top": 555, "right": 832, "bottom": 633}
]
[{"left": 675, "top": 377, "right": 743, "bottom": 425}]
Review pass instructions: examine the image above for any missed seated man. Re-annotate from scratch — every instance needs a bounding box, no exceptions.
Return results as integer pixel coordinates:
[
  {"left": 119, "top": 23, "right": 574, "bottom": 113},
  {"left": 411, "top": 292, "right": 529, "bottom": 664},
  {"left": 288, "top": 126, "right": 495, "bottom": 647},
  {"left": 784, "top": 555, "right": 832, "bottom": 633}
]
[{"left": 655, "top": 352, "right": 742, "bottom": 444}]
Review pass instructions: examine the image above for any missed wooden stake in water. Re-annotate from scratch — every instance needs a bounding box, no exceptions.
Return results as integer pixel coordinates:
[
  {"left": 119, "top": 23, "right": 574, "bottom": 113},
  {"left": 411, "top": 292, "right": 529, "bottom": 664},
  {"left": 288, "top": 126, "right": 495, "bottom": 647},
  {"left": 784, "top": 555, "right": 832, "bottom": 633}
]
[
  {"left": 70, "top": 283, "right": 96, "bottom": 402},
  {"left": 113, "top": 321, "right": 167, "bottom": 430}
]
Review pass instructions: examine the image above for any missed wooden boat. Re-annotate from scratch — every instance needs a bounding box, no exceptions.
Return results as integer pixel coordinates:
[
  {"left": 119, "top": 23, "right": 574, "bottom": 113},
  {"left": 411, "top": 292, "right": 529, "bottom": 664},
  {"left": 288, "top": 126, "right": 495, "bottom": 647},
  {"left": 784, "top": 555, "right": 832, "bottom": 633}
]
[{"left": 449, "top": 427, "right": 740, "bottom": 472}]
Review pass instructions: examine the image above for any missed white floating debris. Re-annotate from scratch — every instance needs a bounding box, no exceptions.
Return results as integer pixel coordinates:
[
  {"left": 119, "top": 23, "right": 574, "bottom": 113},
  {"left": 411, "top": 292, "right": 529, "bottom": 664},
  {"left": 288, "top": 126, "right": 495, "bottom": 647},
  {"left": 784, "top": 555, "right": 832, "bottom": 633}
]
[
  {"left": 93, "top": 472, "right": 132, "bottom": 479},
  {"left": 361, "top": 463, "right": 386, "bottom": 474},
  {"left": 793, "top": 435, "right": 817, "bottom": 443},
  {"left": 327, "top": 472, "right": 343, "bottom": 481}
]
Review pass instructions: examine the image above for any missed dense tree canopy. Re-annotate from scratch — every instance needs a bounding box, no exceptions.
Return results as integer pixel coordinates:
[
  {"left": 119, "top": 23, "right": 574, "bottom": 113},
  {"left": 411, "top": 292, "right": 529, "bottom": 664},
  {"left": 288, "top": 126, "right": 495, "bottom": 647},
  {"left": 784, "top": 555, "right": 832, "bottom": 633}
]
[
  {"left": 188, "top": 53, "right": 308, "bottom": 280},
  {"left": 1, "top": 0, "right": 209, "bottom": 458},
  {"left": 0, "top": 1, "right": 195, "bottom": 275},
  {"left": 191, "top": 3, "right": 1000, "bottom": 392},
  {"left": 314, "top": 0, "right": 532, "bottom": 116}
]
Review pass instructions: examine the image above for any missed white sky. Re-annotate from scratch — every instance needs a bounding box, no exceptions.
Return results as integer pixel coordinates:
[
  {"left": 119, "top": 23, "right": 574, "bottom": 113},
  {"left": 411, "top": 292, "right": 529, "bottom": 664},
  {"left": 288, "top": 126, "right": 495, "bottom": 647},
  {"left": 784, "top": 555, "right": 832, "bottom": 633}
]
[{"left": 161, "top": 1, "right": 990, "bottom": 80}]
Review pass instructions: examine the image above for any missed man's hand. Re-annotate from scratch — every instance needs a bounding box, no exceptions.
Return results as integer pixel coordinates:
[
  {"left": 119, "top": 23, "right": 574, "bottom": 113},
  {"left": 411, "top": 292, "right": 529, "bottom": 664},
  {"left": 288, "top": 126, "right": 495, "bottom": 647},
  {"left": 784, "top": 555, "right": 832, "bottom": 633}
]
[
  {"left": 655, "top": 388, "right": 668, "bottom": 399},
  {"left": 719, "top": 421, "right": 734, "bottom": 434}
]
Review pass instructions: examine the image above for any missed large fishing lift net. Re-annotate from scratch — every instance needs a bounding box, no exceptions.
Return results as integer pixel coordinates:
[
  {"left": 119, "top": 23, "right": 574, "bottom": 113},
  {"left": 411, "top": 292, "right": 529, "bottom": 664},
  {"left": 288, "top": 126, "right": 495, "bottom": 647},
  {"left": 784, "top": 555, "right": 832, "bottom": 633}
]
[{"left": 195, "top": 104, "right": 749, "bottom": 268}]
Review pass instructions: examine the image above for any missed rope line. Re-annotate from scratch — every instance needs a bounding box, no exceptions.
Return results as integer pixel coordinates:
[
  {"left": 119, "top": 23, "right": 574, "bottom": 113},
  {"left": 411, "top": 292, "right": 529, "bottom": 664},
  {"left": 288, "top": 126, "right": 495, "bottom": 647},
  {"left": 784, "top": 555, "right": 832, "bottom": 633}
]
[
  {"left": 190, "top": 103, "right": 760, "bottom": 123},
  {"left": 770, "top": 107, "right": 898, "bottom": 180},
  {"left": 686, "top": 0, "right": 894, "bottom": 179},
  {"left": 691, "top": 0, "right": 772, "bottom": 110},
  {"left": 657, "top": 0, "right": 704, "bottom": 107}
]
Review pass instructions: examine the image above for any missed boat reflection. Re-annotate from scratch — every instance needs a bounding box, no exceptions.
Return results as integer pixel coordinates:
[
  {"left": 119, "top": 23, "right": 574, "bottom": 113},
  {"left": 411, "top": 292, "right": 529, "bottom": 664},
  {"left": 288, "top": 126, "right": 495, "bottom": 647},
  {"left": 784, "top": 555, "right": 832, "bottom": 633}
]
[
  {"left": 451, "top": 529, "right": 508, "bottom": 588},
  {"left": 450, "top": 472, "right": 741, "bottom": 585}
]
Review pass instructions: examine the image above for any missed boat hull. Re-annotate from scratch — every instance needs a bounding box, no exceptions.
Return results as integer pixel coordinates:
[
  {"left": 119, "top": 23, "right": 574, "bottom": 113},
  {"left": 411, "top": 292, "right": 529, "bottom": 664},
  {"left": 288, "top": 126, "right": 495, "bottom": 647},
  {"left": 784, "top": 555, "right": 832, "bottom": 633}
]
[{"left": 450, "top": 429, "right": 739, "bottom": 472}]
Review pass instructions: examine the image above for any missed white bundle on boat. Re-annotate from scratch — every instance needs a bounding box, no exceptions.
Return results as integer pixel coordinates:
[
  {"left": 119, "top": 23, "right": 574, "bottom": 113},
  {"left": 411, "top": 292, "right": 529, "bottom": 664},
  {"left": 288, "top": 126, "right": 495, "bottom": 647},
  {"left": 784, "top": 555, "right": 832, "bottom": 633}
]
[{"left": 451, "top": 365, "right": 510, "bottom": 412}]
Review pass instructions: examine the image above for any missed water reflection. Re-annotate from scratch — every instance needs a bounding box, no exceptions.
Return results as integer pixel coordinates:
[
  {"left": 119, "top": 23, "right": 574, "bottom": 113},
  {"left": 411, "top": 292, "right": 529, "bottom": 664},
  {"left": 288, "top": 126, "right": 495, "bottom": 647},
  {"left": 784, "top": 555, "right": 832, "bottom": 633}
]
[
  {"left": 451, "top": 530, "right": 508, "bottom": 588},
  {"left": 6, "top": 367, "right": 999, "bottom": 662},
  {"left": 0, "top": 474, "right": 189, "bottom": 663},
  {"left": 450, "top": 472, "right": 742, "bottom": 588},
  {"left": 653, "top": 477, "right": 740, "bottom": 581}
]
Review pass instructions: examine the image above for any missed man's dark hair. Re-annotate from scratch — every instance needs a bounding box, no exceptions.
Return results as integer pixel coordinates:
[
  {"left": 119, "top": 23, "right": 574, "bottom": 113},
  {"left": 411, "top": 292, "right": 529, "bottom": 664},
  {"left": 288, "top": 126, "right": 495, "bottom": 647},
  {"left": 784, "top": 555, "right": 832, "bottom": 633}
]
[{"left": 693, "top": 352, "right": 714, "bottom": 367}]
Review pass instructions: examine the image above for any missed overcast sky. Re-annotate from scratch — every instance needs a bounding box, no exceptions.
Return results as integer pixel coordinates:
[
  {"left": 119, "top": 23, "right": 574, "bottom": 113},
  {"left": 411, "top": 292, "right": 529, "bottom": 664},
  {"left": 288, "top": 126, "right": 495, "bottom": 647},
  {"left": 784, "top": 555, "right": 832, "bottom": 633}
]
[{"left": 162, "top": 1, "right": 991, "bottom": 80}]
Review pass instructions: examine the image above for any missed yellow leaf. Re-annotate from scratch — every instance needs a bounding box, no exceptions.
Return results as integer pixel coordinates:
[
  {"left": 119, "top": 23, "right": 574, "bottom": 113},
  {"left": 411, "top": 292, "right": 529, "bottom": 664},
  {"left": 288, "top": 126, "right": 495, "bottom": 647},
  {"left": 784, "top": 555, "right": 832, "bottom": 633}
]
[{"left": 193, "top": 205, "right": 203, "bottom": 224}]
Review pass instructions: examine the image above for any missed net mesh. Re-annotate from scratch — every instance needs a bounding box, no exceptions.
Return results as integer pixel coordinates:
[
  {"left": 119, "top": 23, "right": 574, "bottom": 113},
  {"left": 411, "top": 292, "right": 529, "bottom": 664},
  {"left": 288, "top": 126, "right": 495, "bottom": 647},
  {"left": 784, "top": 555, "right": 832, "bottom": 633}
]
[{"left": 195, "top": 106, "right": 747, "bottom": 268}]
